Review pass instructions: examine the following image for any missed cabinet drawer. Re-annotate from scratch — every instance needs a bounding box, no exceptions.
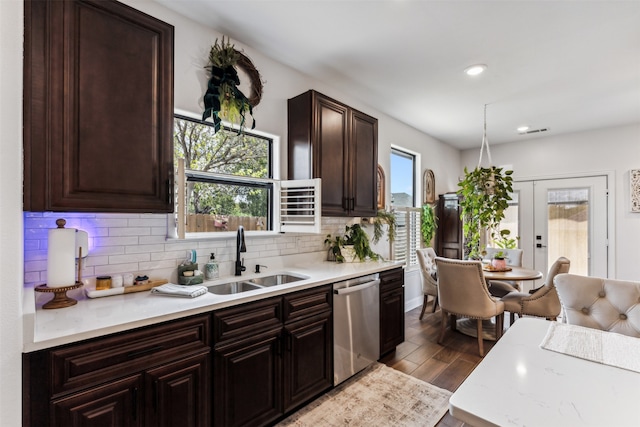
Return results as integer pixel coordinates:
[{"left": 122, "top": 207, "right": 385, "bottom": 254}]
[
  {"left": 213, "top": 297, "right": 282, "bottom": 343},
  {"left": 379, "top": 267, "right": 404, "bottom": 292},
  {"left": 50, "top": 314, "right": 210, "bottom": 396},
  {"left": 283, "top": 285, "right": 332, "bottom": 323}
]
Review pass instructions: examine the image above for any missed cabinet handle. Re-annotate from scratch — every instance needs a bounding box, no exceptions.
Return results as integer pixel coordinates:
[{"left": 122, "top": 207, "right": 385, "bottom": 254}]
[
  {"left": 166, "top": 178, "right": 172, "bottom": 204},
  {"left": 350, "top": 198, "right": 355, "bottom": 211},
  {"left": 126, "top": 345, "right": 164, "bottom": 359},
  {"left": 132, "top": 387, "right": 138, "bottom": 420}
]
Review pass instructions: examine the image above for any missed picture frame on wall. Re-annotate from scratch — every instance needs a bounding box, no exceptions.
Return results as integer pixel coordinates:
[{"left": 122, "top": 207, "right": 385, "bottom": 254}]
[
  {"left": 377, "top": 165, "right": 385, "bottom": 209},
  {"left": 423, "top": 169, "right": 436, "bottom": 204},
  {"left": 631, "top": 169, "right": 640, "bottom": 213}
]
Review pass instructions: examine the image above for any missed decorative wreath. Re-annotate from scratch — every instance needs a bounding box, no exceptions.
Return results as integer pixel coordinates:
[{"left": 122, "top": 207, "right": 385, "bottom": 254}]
[{"left": 202, "top": 37, "right": 263, "bottom": 133}]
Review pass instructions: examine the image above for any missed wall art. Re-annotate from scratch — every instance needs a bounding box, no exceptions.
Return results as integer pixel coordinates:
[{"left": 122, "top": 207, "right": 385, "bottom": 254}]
[
  {"left": 632, "top": 169, "right": 640, "bottom": 213},
  {"left": 377, "top": 165, "right": 385, "bottom": 209},
  {"left": 423, "top": 169, "right": 436, "bottom": 204}
]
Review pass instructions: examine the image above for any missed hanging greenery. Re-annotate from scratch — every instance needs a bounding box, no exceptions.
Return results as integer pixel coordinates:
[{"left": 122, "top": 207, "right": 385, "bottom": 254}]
[
  {"left": 371, "top": 209, "right": 397, "bottom": 244},
  {"left": 457, "top": 166, "right": 513, "bottom": 259},
  {"left": 202, "top": 37, "right": 263, "bottom": 133},
  {"left": 420, "top": 204, "right": 437, "bottom": 246}
]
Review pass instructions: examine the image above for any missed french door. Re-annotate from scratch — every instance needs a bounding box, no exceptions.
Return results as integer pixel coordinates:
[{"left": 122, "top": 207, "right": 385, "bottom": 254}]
[{"left": 510, "top": 176, "right": 608, "bottom": 288}]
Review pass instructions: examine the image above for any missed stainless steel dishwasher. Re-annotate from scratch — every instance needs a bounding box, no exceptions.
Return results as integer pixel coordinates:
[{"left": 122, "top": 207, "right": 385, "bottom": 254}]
[{"left": 333, "top": 273, "right": 380, "bottom": 385}]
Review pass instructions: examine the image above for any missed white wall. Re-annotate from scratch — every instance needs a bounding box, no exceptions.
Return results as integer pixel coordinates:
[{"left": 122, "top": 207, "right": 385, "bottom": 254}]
[
  {"left": 0, "top": 1, "right": 24, "bottom": 425},
  {"left": 461, "top": 124, "right": 640, "bottom": 280}
]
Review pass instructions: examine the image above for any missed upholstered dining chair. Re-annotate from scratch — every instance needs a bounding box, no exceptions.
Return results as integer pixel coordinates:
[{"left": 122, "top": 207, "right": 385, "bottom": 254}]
[
  {"left": 435, "top": 257, "right": 505, "bottom": 356},
  {"left": 416, "top": 247, "right": 439, "bottom": 319},
  {"left": 500, "top": 257, "right": 570, "bottom": 325},
  {"left": 484, "top": 248, "right": 524, "bottom": 297}
]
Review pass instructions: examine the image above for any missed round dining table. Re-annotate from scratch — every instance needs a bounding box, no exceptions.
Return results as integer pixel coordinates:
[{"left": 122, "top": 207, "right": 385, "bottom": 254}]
[
  {"left": 482, "top": 266, "right": 543, "bottom": 282},
  {"left": 456, "top": 265, "right": 543, "bottom": 341}
]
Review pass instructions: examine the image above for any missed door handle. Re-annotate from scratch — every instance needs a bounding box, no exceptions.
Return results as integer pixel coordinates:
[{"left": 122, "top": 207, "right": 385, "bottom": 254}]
[{"left": 536, "top": 243, "right": 547, "bottom": 248}]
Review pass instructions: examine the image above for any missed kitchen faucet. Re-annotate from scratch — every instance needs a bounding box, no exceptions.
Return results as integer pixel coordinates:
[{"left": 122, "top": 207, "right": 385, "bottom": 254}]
[{"left": 235, "top": 225, "right": 246, "bottom": 276}]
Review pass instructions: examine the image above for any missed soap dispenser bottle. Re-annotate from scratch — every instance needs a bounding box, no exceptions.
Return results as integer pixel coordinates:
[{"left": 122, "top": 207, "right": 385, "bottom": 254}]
[{"left": 205, "top": 253, "right": 219, "bottom": 280}]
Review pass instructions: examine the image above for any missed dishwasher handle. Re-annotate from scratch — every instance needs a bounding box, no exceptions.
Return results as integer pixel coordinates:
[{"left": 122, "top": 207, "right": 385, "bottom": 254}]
[{"left": 334, "top": 279, "right": 380, "bottom": 295}]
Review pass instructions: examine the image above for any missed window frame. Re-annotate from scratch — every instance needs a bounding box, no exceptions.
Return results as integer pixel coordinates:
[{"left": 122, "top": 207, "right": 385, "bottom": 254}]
[{"left": 171, "top": 110, "right": 320, "bottom": 240}]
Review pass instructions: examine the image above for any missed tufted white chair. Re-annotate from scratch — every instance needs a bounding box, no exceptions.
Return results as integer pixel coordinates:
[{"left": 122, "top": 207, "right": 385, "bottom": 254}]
[
  {"left": 435, "top": 257, "right": 505, "bottom": 356},
  {"left": 416, "top": 247, "right": 439, "bottom": 319},
  {"left": 555, "top": 274, "right": 640, "bottom": 338},
  {"left": 501, "top": 257, "right": 570, "bottom": 325}
]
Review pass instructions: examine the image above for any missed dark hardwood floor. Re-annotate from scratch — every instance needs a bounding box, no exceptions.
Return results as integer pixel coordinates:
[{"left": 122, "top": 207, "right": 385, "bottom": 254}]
[{"left": 380, "top": 301, "right": 497, "bottom": 427}]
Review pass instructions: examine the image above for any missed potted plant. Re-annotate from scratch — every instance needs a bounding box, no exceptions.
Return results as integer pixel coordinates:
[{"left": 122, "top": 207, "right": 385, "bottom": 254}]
[
  {"left": 491, "top": 250, "right": 507, "bottom": 270},
  {"left": 457, "top": 166, "right": 514, "bottom": 259},
  {"left": 325, "top": 224, "right": 380, "bottom": 263},
  {"left": 421, "top": 204, "right": 437, "bottom": 246}
]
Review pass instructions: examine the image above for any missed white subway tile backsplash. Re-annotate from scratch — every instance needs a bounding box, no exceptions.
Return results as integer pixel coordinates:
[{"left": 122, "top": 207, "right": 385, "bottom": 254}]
[{"left": 23, "top": 212, "right": 350, "bottom": 287}]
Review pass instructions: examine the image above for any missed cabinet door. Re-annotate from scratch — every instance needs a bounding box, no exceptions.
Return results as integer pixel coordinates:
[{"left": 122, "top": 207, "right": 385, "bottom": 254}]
[
  {"left": 436, "top": 194, "right": 464, "bottom": 259},
  {"left": 213, "top": 329, "right": 283, "bottom": 427},
  {"left": 315, "top": 95, "right": 350, "bottom": 216},
  {"left": 24, "top": 0, "right": 174, "bottom": 212},
  {"left": 283, "top": 312, "right": 333, "bottom": 412},
  {"left": 380, "top": 288, "right": 405, "bottom": 356},
  {"left": 145, "top": 352, "right": 210, "bottom": 427},
  {"left": 51, "top": 375, "right": 143, "bottom": 427},
  {"left": 350, "top": 110, "right": 378, "bottom": 216}
]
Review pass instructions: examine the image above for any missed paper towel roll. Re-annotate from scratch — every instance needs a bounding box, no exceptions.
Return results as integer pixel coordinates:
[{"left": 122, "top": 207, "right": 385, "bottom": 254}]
[{"left": 47, "top": 220, "right": 77, "bottom": 288}]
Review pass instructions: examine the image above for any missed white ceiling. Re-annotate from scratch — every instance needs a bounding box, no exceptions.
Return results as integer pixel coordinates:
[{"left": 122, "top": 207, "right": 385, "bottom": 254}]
[{"left": 155, "top": 0, "right": 640, "bottom": 150}]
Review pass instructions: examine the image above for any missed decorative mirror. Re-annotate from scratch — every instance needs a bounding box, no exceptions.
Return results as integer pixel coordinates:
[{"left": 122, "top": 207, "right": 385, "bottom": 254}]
[
  {"left": 377, "top": 165, "right": 385, "bottom": 209},
  {"left": 423, "top": 169, "right": 435, "bottom": 204}
]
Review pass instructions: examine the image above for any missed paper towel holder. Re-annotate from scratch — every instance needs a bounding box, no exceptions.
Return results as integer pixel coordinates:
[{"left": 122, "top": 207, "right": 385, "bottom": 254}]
[
  {"left": 36, "top": 218, "right": 85, "bottom": 309},
  {"left": 35, "top": 282, "right": 83, "bottom": 309}
]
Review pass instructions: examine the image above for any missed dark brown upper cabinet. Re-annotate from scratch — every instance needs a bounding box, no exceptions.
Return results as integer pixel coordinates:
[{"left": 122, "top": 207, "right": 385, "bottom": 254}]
[
  {"left": 24, "top": 0, "right": 174, "bottom": 212},
  {"left": 288, "top": 90, "right": 378, "bottom": 217}
]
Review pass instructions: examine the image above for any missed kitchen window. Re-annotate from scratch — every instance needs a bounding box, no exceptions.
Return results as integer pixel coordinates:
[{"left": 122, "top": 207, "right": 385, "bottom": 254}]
[
  {"left": 390, "top": 147, "right": 420, "bottom": 267},
  {"left": 173, "top": 114, "right": 320, "bottom": 238}
]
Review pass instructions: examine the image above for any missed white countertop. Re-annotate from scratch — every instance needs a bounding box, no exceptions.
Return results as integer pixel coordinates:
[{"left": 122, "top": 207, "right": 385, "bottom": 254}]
[
  {"left": 449, "top": 318, "right": 640, "bottom": 427},
  {"left": 23, "top": 255, "right": 402, "bottom": 352}
]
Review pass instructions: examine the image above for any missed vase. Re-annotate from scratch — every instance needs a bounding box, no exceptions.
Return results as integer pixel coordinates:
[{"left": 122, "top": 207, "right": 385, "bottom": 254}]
[
  {"left": 492, "top": 258, "right": 506, "bottom": 270},
  {"left": 340, "top": 246, "right": 361, "bottom": 263}
]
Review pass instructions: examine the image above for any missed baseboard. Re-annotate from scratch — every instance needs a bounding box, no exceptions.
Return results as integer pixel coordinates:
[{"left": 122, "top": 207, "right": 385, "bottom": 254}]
[{"left": 405, "top": 295, "right": 423, "bottom": 312}]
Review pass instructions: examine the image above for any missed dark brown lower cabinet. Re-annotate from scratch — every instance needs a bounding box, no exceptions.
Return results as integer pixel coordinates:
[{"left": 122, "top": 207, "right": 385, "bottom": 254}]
[
  {"left": 283, "top": 311, "right": 332, "bottom": 412},
  {"left": 212, "top": 285, "right": 333, "bottom": 427},
  {"left": 213, "top": 328, "right": 283, "bottom": 427},
  {"left": 379, "top": 267, "right": 405, "bottom": 356},
  {"left": 51, "top": 375, "right": 143, "bottom": 427},
  {"left": 23, "top": 315, "right": 210, "bottom": 427}
]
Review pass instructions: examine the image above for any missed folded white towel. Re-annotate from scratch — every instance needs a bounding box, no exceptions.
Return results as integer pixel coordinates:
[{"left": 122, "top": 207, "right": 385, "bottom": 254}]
[{"left": 150, "top": 283, "right": 208, "bottom": 298}]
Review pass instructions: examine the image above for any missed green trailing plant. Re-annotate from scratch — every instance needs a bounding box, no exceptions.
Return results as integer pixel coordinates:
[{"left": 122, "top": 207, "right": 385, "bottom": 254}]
[
  {"left": 325, "top": 224, "right": 380, "bottom": 263},
  {"left": 457, "top": 166, "right": 514, "bottom": 259},
  {"left": 493, "top": 229, "right": 519, "bottom": 249},
  {"left": 421, "top": 204, "right": 437, "bottom": 246},
  {"left": 372, "top": 209, "right": 397, "bottom": 244}
]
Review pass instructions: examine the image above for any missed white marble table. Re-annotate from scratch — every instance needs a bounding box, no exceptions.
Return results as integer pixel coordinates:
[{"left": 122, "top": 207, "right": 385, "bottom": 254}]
[{"left": 449, "top": 318, "right": 640, "bottom": 427}]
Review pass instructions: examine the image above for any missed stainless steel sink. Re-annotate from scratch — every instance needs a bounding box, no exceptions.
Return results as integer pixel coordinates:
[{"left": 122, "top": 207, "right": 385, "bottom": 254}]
[
  {"left": 207, "top": 282, "right": 262, "bottom": 295},
  {"left": 248, "top": 273, "right": 308, "bottom": 287}
]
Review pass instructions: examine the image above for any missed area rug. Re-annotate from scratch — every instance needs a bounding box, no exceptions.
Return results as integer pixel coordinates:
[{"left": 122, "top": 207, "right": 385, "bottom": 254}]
[{"left": 277, "top": 363, "right": 452, "bottom": 427}]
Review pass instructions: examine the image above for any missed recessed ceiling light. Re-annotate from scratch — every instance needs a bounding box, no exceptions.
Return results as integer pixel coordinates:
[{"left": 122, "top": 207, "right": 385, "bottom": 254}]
[
  {"left": 517, "top": 126, "right": 530, "bottom": 133},
  {"left": 464, "top": 64, "right": 487, "bottom": 76}
]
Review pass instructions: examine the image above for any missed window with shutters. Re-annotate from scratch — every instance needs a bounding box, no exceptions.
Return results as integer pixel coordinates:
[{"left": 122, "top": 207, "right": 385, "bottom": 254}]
[
  {"left": 390, "top": 148, "right": 420, "bottom": 268},
  {"left": 173, "top": 113, "right": 320, "bottom": 238}
]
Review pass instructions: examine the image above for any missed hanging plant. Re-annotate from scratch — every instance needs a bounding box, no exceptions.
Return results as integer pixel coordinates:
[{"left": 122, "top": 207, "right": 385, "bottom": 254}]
[
  {"left": 457, "top": 166, "right": 513, "bottom": 259},
  {"left": 421, "top": 204, "right": 437, "bottom": 246},
  {"left": 371, "top": 209, "right": 397, "bottom": 244},
  {"left": 202, "top": 37, "right": 263, "bottom": 133}
]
